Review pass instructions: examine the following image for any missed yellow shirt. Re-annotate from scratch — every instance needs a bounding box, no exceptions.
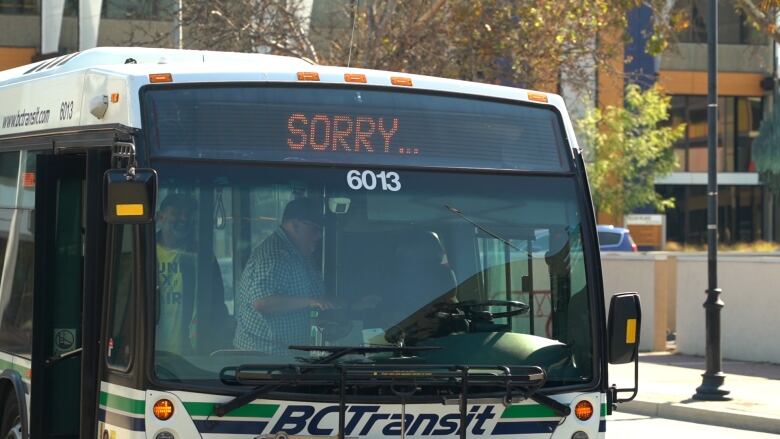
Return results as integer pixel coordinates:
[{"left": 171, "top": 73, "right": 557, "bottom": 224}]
[{"left": 156, "top": 244, "right": 197, "bottom": 353}]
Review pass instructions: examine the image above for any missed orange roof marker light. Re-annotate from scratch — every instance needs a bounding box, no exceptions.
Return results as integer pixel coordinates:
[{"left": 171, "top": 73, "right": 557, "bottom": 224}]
[
  {"left": 527, "top": 92, "right": 548, "bottom": 103},
  {"left": 110, "top": 93, "right": 120, "bottom": 103},
  {"left": 391, "top": 76, "right": 413, "bottom": 87},
  {"left": 297, "top": 72, "right": 320, "bottom": 81},
  {"left": 344, "top": 73, "right": 367, "bottom": 83},
  {"left": 23, "top": 172, "right": 35, "bottom": 188},
  {"left": 149, "top": 73, "right": 173, "bottom": 83}
]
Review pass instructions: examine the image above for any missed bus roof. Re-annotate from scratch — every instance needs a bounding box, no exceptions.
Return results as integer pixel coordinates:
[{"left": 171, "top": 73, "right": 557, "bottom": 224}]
[
  {"left": 0, "top": 47, "right": 314, "bottom": 85},
  {"left": 0, "top": 47, "right": 579, "bottom": 151}
]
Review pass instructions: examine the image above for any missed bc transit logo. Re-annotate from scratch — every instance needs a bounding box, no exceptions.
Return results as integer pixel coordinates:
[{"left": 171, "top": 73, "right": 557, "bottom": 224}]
[
  {"left": 265, "top": 405, "right": 496, "bottom": 437},
  {"left": 190, "top": 402, "right": 564, "bottom": 436}
]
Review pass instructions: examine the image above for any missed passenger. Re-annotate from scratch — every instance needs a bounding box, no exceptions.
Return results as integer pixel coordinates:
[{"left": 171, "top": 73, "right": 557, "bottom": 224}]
[
  {"left": 156, "top": 193, "right": 227, "bottom": 354},
  {"left": 233, "top": 198, "right": 333, "bottom": 354}
]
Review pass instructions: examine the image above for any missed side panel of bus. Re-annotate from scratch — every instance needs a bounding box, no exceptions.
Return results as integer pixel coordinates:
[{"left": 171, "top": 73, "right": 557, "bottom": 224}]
[{"left": 0, "top": 130, "right": 116, "bottom": 439}]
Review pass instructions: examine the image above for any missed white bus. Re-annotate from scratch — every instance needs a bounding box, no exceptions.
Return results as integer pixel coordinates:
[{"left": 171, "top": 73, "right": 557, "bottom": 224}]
[{"left": 0, "top": 47, "right": 640, "bottom": 439}]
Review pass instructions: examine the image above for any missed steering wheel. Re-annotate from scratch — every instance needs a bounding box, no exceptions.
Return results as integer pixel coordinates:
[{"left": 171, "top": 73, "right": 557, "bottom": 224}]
[
  {"left": 436, "top": 300, "right": 530, "bottom": 321},
  {"left": 314, "top": 309, "right": 354, "bottom": 340}
]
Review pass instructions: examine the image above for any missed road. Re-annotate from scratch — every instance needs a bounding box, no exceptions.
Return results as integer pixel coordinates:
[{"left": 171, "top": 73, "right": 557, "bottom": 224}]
[{"left": 606, "top": 412, "right": 780, "bottom": 438}]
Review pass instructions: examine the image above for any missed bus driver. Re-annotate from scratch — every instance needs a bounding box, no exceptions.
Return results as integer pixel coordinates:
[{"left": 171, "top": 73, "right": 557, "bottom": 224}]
[{"left": 233, "top": 198, "right": 334, "bottom": 354}]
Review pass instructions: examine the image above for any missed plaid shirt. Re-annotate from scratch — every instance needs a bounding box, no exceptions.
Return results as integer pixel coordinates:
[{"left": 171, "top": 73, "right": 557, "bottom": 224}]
[{"left": 233, "top": 228, "right": 324, "bottom": 353}]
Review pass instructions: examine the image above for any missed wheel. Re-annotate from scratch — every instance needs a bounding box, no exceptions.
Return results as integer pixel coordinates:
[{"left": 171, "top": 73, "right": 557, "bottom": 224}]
[{"left": 0, "top": 392, "right": 22, "bottom": 439}]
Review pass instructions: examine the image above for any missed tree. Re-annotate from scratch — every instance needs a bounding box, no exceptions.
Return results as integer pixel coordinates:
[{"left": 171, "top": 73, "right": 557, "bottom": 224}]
[
  {"left": 734, "top": 0, "right": 780, "bottom": 45},
  {"left": 126, "top": 0, "right": 319, "bottom": 60},
  {"left": 126, "top": 0, "right": 672, "bottom": 93},
  {"left": 732, "top": 0, "right": 780, "bottom": 196},
  {"left": 577, "top": 84, "right": 685, "bottom": 217},
  {"left": 753, "top": 99, "right": 780, "bottom": 195},
  {"left": 329, "top": 0, "right": 644, "bottom": 90}
]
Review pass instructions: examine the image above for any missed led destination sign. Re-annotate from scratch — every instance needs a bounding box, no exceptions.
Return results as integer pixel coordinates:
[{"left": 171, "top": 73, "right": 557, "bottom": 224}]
[
  {"left": 287, "top": 113, "right": 419, "bottom": 155},
  {"left": 146, "top": 86, "right": 569, "bottom": 171}
]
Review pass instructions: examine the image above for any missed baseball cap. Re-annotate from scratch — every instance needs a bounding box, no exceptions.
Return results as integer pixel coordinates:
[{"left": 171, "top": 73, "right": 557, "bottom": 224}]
[{"left": 282, "top": 198, "right": 324, "bottom": 227}]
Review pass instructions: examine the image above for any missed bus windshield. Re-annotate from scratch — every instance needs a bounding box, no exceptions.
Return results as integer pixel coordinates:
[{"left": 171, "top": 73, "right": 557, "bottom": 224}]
[
  {"left": 144, "top": 85, "right": 592, "bottom": 391},
  {"left": 151, "top": 162, "right": 593, "bottom": 389}
]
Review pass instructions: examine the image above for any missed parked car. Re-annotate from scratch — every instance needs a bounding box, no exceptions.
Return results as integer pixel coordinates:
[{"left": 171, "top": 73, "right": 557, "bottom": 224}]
[{"left": 597, "top": 225, "right": 637, "bottom": 252}]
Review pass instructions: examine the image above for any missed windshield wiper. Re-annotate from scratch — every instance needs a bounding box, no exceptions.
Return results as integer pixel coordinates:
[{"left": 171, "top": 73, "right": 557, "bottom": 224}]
[
  {"left": 527, "top": 392, "right": 572, "bottom": 417},
  {"left": 214, "top": 346, "right": 440, "bottom": 417},
  {"left": 213, "top": 382, "right": 279, "bottom": 417},
  {"left": 290, "top": 344, "right": 442, "bottom": 364},
  {"left": 444, "top": 204, "right": 520, "bottom": 250}
]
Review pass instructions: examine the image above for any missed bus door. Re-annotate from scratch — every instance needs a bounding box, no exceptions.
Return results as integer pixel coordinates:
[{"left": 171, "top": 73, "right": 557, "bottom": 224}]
[{"left": 31, "top": 151, "right": 109, "bottom": 438}]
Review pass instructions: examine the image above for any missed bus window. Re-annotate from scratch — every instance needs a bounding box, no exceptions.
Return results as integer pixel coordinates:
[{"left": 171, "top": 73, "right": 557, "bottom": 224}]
[
  {"left": 477, "top": 234, "right": 548, "bottom": 336},
  {"left": 154, "top": 189, "right": 230, "bottom": 357},
  {"left": 476, "top": 227, "right": 590, "bottom": 371},
  {"left": 0, "top": 152, "right": 19, "bottom": 207},
  {"left": 106, "top": 225, "right": 134, "bottom": 370},
  {"left": 0, "top": 152, "right": 20, "bottom": 267},
  {"left": 213, "top": 187, "right": 234, "bottom": 314},
  {"left": 151, "top": 163, "right": 594, "bottom": 386},
  {"left": 0, "top": 151, "right": 35, "bottom": 357}
]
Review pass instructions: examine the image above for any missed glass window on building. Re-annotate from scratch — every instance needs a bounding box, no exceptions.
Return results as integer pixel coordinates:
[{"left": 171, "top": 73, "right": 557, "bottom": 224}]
[
  {"left": 670, "top": 95, "right": 763, "bottom": 173},
  {"left": 668, "top": 93, "right": 688, "bottom": 172},
  {"left": 63, "top": 0, "right": 78, "bottom": 16},
  {"left": 102, "top": 0, "right": 175, "bottom": 20},
  {"left": 675, "top": 0, "right": 766, "bottom": 45},
  {"left": 0, "top": 0, "right": 36, "bottom": 14},
  {"left": 45, "top": 0, "right": 174, "bottom": 18},
  {"left": 658, "top": 185, "right": 687, "bottom": 244},
  {"left": 737, "top": 97, "right": 762, "bottom": 171},
  {"left": 658, "top": 184, "right": 765, "bottom": 245}
]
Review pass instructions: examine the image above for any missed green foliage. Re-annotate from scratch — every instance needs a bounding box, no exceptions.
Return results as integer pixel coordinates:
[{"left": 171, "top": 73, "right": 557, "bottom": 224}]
[
  {"left": 577, "top": 84, "right": 685, "bottom": 216},
  {"left": 645, "top": 32, "right": 668, "bottom": 56},
  {"left": 753, "top": 98, "right": 780, "bottom": 195}
]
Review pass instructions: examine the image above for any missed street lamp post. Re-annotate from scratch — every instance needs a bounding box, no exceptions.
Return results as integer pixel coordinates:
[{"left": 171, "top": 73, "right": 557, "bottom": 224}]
[{"left": 693, "top": 0, "right": 730, "bottom": 401}]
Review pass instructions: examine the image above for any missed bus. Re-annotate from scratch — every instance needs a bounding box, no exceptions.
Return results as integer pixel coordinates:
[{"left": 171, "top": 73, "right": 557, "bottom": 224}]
[{"left": 0, "top": 47, "right": 640, "bottom": 439}]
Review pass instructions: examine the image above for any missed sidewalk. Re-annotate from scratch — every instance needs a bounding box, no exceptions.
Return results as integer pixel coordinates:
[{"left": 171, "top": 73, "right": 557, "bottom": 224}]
[{"left": 609, "top": 352, "right": 780, "bottom": 434}]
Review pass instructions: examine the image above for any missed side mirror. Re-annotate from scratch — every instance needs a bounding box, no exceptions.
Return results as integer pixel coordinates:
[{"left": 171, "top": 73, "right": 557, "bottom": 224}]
[
  {"left": 103, "top": 168, "right": 158, "bottom": 224},
  {"left": 607, "top": 292, "right": 641, "bottom": 364}
]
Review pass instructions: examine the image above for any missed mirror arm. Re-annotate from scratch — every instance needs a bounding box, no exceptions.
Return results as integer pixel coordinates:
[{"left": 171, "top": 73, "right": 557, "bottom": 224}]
[
  {"left": 609, "top": 340, "right": 640, "bottom": 411},
  {"left": 112, "top": 140, "right": 137, "bottom": 172}
]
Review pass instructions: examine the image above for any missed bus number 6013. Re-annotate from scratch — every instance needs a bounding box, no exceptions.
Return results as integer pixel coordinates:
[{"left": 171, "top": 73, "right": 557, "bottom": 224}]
[{"left": 347, "top": 170, "right": 401, "bottom": 191}]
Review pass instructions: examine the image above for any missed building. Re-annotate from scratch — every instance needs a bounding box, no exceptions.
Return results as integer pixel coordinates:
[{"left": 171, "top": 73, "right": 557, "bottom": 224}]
[
  {"left": 3, "top": 0, "right": 776, "bottom": 246},
  {"left": 624, "top": 0, "right": 778, "bottom": 245},
  {"left": 0, "top": 0, "right": 176, "bottom": 70}
]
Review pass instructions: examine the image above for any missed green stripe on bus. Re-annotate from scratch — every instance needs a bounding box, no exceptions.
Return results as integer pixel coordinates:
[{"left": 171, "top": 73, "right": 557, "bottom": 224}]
[
  {"left": 99, "top": 391, "right": 146, "bottom": 415},
  {"left": 500, "top": 404, "right": 558, "bottom": 418},
  {"left": 601, "top": 403, "right": 607, "bottom": 416},
  {"left": 0, "top": 358, "right": 31, "bottom": 377},
  {"left": 184, "top": 402, "right": 280, "bottom": 418}
]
